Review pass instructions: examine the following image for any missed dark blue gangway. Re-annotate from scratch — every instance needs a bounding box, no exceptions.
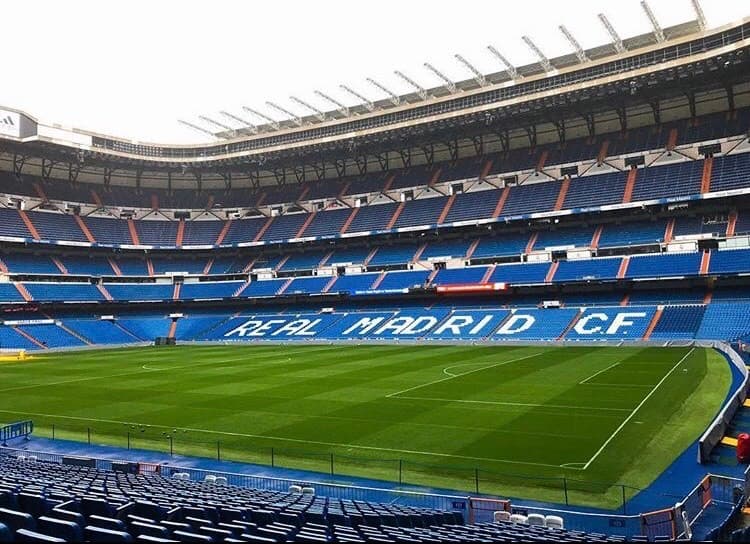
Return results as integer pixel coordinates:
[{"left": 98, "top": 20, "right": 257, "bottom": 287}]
[{"left": 0, "top": 420, "right": 33, "bottom": 446}]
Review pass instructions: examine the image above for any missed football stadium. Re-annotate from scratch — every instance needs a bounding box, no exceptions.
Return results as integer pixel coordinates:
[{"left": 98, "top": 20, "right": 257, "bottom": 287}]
[{"left": 1, "top": 1, "right": 750, "bottom": 541}]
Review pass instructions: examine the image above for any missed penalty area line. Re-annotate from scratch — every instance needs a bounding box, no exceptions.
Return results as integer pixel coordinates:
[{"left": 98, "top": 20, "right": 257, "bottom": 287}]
[{"left": 580, "top": 347, "right": 696, "bottom": 471}]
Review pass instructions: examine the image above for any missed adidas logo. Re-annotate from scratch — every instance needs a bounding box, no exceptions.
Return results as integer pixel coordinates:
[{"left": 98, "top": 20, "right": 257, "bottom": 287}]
[{"left": 0, "top": 115, "right": 15, "bottom": 126}]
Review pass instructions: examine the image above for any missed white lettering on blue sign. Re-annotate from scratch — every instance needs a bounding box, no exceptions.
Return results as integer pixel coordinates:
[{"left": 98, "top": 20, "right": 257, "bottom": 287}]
[
  {"left": 496, "top": 314, "right": 535, "bottom": 335},
  {"left": 573, "top": 312, "right": 646, "bottom": 335}
]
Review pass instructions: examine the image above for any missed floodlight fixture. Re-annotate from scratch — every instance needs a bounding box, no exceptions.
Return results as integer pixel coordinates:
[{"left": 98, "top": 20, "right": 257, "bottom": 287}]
[
  {"left": 423, "top": 62, "right": 457, "bottom": 93},
  {"left": 265, "top": 101, "right": 303, "bottom": 126},
  {"left": 394, "top": 70, "right": 429, "bottom": 100},
  {"left": 242, "top": 106, "right": 281, "bottom": 130},
  {"left": 366, "top": 78, "right": 401, "bottom": 106},
  {"left": 198, "top": 115, "right": 234, "bottom": 132},
  {"left": 454, "top": 54, "right": 487, "bottom": 86},
  {"left": 691, "top": 0, "right": 707, "bottom": 30},
  {"left": 290, "top": 96, "right": 327, "bottom": 121},
  {"left": 640, "top": 1, "right": 665, "bottom": 42},
  {"left": 314, "top": 90, "right": 350, "bottom": 116},
  {"left": 177, "top": 120, "right": 218, "bottom": 139},
  {"left": 521, "top": 36, "right": 552, "bottom": 72},
  {"left": 486, "top": 46, "right": 518, "bottom": 79},
  {"left": 559, "top": 25, "right": 589, "bottom": 63},
  {"left": 219, "top": 111, "right": 258, "bottom": 134},
  {"left": 339, "top": 85, "right": 376, "bottom": 112},
  {"left": 598, "top": 13, "right": 626, "bottom": 53}
]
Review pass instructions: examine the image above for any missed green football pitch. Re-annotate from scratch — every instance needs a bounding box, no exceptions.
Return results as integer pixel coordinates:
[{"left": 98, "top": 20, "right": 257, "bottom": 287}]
[{"left": 0, "top": 344, "right": 731, "bottom": 508}]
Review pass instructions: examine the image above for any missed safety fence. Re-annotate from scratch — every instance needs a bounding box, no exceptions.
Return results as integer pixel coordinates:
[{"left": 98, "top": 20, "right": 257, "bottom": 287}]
[{"left": 0, "top": 420, "right": 33, "bottom": 446}]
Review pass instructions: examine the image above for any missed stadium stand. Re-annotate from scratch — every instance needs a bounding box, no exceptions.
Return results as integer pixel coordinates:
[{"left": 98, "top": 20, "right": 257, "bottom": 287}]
[{"left": 1, "top": 15, "right": 750, "bottom": 541}]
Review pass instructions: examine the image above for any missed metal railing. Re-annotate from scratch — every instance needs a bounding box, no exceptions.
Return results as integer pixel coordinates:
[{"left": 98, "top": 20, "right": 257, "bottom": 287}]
[{"left": 0, "top": 420, "right": 33, "bottom": 446}]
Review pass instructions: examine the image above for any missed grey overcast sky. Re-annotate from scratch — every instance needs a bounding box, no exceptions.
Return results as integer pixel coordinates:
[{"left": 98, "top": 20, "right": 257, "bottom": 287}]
[{"left": 1, "top": 0, "right": 747, "bottom": 144}]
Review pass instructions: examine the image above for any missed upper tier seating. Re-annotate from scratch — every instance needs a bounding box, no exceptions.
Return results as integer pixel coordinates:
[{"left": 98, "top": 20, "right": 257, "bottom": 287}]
[
  {"left": 182, "top": 220, "right": 223, "bottom": 246},
  {"left": 302, "top": 207, "right": 352, "bottom": 237},
  {"left": 0, "top": 209, "right": 31, "bottom": 239},
  {"left": 369, "top": 245, "right": 418, "bottom": 267},
  {"left": 347, "top": 202, "right": 399, "bottom": 233},
  {"left": 597, "top": 220, "right": 667, "bottom": 248},
  {"left": 444, "top": 188, "right": 502, "bottom": 224},
  {"left": 630, "top": 160, "right": 702, "bottom": 201},
  {"left": 105, "top": 283, "right": 174, "bottom": 302},
  {"left": 563, "top": 171, "right": 627, "bottom": 209},
  {"left": 625, "top": 252, "right": 702, "bottom": 279},
  {"left": 84, "top": 216, "right": 133, "bottom": 245},
  {"left": 490, "top": 262, "right": 550, "bottom": 284},
  {"left": 328, "top": 273, "right": 379, "bottom": 293},
  {"left": 180, "top": 281, "right": 244, "bottom": 300},
  {"left": 262, "top": 213, "right": 309, "bottom": 241},
  {"left": 471, "top": 233, "right": 530, "bottom": 259},
  {"left": 501, "top": 180, "right": 562, "bottom": 216},
  {"left": 222, "top": 216, "right": 268, "bottom": 244},
  {"left": 24, "top": 282, "right": 103, "bottom": 303},
  {"left": 432, "top": 266, "right": 490, "bottom": 285},
  {"left": 393, "top": 197, "right": 445, "bottom": 228},
  {"left": 421, "top": 239, "right": 472, "bottom": 260},
  {"left": 1, "top": 153, "right": 748, "bottom": 250},
  {"left": 554, "top": 257, "right": 621, "bottom": 283},
  {"left": 30, "top": 213, "right": 88, "bottom": 243}
]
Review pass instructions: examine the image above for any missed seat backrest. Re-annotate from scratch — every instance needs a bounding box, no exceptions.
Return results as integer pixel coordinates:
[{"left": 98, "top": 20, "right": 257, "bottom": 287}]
[
  {"left": 171, "top": 530, "right": 213, "bottom": 543},
  {"left": 131, "top": 521, "right": 169, "bottom": 538},
  {"left": 89, "top": 515, "right": 126, "bottom": 532},
  {"left": 15, "top": 528, "right": 67, "bottom": 543},
  {"left": 84, "top": 526, "right": 134, "bottom": 543},
  {"left": 0, "top": 508, "right": 35, "bottom": 532},
  {"left": 48, "top": 509, "right": 85, "bottom": 527},
  {"left": 37, "top": 516, "right": 83, "bottom": 542},
  {"left": 0, "top": 523, "right": 11, "bottom": 544}
]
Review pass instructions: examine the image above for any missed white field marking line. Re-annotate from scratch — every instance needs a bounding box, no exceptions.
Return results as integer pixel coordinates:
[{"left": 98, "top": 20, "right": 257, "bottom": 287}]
[
  {"left": 580, "top": 347, "right": 696, "bottom": 472},
  {"left": 579, "top": 361, "right": 622, "bottom": 385},
  {"left": 392, "top": 395, "right": 632, "bottom": 414},
  {"left": 442, "top": 361, "right": 502, "bottom": 377},
  {"left": 0, "top": 409, "right": 570, "bottom": 470},
  {"left": 0, "top": 345, "right": 345, "bottom": 394},
  {"left": 387, "top": 351, "right": 545, "bottom": 399},
  {"left": 579, "top": 383, "right": 652, "bottom": 389}
]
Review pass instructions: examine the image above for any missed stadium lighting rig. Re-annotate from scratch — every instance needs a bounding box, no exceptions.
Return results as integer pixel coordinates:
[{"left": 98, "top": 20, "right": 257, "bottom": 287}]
[
  {"left": 265, "top": 101, "right": 304, "bottom": 126},
  {"left": 197, "top": 115, "right": 235, "bottom": 134},
  {"left": 290, "top": 96, "right": 328, "bottom": 121},
  {"left": 640, "top": 1, "right": 665, "bottom": 43},
  {"left": 177, "top": 119, "right": 219, "bottom": 139},
  {"left": 423, "top": 63, "right": 457, "bottom": 93},
  {"left": 242, "top": 106, "right": 280, "bottom": 130},
  {"left": 366, "top": 78, "right": 401, "bottom": 106},
  {"left": 598, "top": 13, "right": 626, "bottom": 53},
  {"left": 339, "top": 85, "right": 376, "bottom": 112},
  {"left": 522, "top": 36, "right": 553, "bottom": 73},
  {"left": 394, "top": 70, "right": 429, "bottom": 100},
  {"left": 313, "top": 90, "right": 350, "bottom": 117},
  {"left": 454, "top": 54, "right": 487, "bottom": 86},
  {"left": 559, "top": 25, "right": 589, "bottom": 63},
  {"left": 486, "top": 46, "right": 518, "bottom": 79},
  {"left": 691, "top": 0, "right": 707, "bottom": 30},
  {"left": 219, "top": 111, "right": 258, "bottom": 134}
]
